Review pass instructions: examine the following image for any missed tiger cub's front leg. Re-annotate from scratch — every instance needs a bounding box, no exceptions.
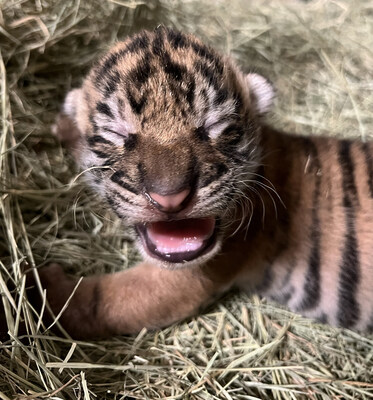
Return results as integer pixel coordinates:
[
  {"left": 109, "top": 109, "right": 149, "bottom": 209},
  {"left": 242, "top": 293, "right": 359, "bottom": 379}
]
[{"left": 36, "top": 262, "right": 223, "bottom": 339}]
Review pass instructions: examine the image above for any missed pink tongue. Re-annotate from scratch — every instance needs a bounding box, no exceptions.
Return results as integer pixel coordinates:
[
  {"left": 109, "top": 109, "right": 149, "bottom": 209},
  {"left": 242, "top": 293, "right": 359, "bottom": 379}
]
[{"left": 147, "top": 218, "right": 215, "bottom": 254}]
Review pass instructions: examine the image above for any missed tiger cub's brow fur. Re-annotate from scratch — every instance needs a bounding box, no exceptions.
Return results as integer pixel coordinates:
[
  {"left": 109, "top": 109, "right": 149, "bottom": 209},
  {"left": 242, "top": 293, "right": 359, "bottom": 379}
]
[{"left": 32, "top": 28, "right": 372, "bottom": 338}]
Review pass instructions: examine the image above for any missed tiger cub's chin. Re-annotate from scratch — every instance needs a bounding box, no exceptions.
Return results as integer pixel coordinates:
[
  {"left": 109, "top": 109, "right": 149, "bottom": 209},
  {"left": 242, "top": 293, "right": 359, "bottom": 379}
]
[{"left": 135, "top": 217, "right": 222, "bottom": 268}]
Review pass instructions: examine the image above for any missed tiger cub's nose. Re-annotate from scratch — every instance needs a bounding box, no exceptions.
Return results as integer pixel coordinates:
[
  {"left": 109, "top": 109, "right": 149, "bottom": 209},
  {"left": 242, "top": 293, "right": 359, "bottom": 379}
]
[{"left": 147, "top": 188, "right": 191, "bottom": 213}]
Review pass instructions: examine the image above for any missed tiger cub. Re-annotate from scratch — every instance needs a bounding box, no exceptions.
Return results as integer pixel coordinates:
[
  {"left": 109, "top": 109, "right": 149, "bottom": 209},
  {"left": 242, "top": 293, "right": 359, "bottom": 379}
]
[{"left": 38, "top": 28, "right": 372, "bottom": 338}]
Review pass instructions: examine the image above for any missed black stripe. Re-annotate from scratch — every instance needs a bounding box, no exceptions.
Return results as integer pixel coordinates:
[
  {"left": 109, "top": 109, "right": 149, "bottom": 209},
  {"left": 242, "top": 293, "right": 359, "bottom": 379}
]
[
  {"left": 194, "top": 60, "right": 219, "bottom": 90},
  {"left": 221, "top": 124, "right": 245, "bottom": 138},
  {"left": 194, "top": 126, "right": 209, "bottom": 142},
  {"left": 198, "top": 176, "right": 231, "bottom": 197},
  {"left": 361, "top": 142, "right": 373, "bottom": 198},
  {"left": 124, "top": 133, "right": 138, "bottom": 151},
  {"left": 340, "top": 140, "right": 359, "bottom": 207},
  {"left": 215, "top": 125, "right": 245, "bottom": 157},
  {"left": 91, "top": 149, "right": 110, "bottom": 159},
  {"left": 105, "top": 193, "right": 117, "bottom": 209},
  {"left": 167, "top": 79, "right": 190, "bottom": 111},
  {"left": 214, "top": 89, "right": 228, "bottom": 106},
  {"left": 152, "top": 28, "right": 165, "bottom": 57},
  {"left": 367, "top": 314, "right": 373, "bottom": 333},
  {"left": 96, "top": 102, "right": 114, "bottom": 119},
  {"left": 164, "top": 59, "right": 185, "bottom": 81},
  {"left": 110, "top": 170, "right": 139, "bottom": 195},
  {"left": 216, "top": 162, "right": 228, "bottom": 177},
  {"left": 338, "top": 229, "right": 360, "bottom": 327},
  {"left": 101, "top": 127, "right": 123, "bottom": 137},
  {"left": 102, "top": 157, "right": 116, "bottom": 168},
  {"left": 126, "top": 89, "right": 147, "bottom": 114},
  {"left": 200, "top": 88, "right": 209, "bottom": 108},
  {"left": 186, "top": 77, "right": 195, "bottom": 109},
  {"left": 269, "top": 287, "right": 295, "bottom": 305},
  {"left": 126, "top": 33, "right": 150, "bottom": 53},
  {"left": 103, "top": 70, "right": 121, "bottom": 97},
  {"left": 105, "top": 193, "right": 125, "bottom": 220},
  {"left": 112, "top": 189, "right": 136, "bottom": 206},
  {"left": 127, "top": 54, "right": 152, "bottom": 86},
  {"left": 137, "top": 162, "right": 146, "bottom": 185},
  {"left": 233, "top": 91, "right": 244, "bottom": 113},
  {"left": 191, "top": 41, "right": 224, "bottom": 75},
  {"left": 317, "top": 313, "right": 328, "bottom": 324},
  {"left": 87, "top": 135, "right": 114, "bottom": 147},
  {"left": 200, "top": 162, "right": 228, "bottom": 188},
  {"left": 254, "top": 264, "right": 274, "bottom": 293},
  {"left": 89, "top": 114, "right": 98, "bottom": 133},
  {"left": 337, "top": 140, "right": 360, "bottom": 328},
  {"left": 160, "top": 50, "right": 187, "bottom": 82},
  {"left": 98, "top": 51, "right": 124, "bottom": 78},
  {"left": 167, "top": 29, "right": 188, "bottom": 49},
  {"left": 98, "top": 32, "right": 149, "bottom": 77},
  {"left": 298, "top": 140, "right": 321, "bottom": 310}
]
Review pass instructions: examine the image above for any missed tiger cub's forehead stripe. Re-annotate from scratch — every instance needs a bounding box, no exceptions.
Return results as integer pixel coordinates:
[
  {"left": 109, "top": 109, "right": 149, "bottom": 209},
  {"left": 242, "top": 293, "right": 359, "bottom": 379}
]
[
  {"left": 97, "top": 31, "right": 150, "bottom": 78},
  {"left": 161, "top": 51, "right": 188, "bottom": 82},
  {"left": 166, "top": 29, "right": 188, "bottom": 49},
  {"left": 194, "top": 60, "right": 221, "bottom": 91},
  {"left": 126, "top": 88, "right": 147, "bottom": 115},
  {"left": 102, "top": 70, "right": 121, "bottom": 97},
  {"left": 96, "top": 102, "right": 114, "bottom": 119},
  {"left": 126, "top": 54, "right": 153, "bottom": 87}
]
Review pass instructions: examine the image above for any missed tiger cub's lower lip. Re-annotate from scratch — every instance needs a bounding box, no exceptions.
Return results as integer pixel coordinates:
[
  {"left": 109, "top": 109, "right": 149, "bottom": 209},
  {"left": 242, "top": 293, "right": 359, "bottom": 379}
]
[{"left": 136, "top": 217, "right": 217, "bottom": 263}]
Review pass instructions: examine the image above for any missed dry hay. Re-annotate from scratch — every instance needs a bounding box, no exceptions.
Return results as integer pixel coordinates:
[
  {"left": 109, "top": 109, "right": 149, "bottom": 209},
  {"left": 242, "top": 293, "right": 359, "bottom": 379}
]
[{"left": 1, "top": 0, "right": 373, "bottom": 399}]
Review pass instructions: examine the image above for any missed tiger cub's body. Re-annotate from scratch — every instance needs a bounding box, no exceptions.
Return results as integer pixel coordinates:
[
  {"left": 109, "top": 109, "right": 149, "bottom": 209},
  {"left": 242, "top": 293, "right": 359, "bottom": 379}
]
[{"left": 39, "top": 28, "right": 372, "bottom": 338}]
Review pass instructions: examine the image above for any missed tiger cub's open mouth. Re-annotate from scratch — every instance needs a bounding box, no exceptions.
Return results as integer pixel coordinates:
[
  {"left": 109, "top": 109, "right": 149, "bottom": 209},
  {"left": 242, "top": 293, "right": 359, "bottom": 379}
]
[{"left": 136, "top": 217, "right": 217, "bottom": 263}]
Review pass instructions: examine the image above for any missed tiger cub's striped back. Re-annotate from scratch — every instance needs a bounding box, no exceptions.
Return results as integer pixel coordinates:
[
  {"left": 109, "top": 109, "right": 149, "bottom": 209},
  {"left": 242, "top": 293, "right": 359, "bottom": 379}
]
[{"left": 237, "top": 130, "right": 373, "bottom": 331}]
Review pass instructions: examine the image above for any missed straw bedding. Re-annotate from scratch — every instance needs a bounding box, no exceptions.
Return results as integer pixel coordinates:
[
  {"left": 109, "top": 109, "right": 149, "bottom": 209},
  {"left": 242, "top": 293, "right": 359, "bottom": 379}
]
[{"left": 0, "top": 0, "right": 372, "bottom": 398}]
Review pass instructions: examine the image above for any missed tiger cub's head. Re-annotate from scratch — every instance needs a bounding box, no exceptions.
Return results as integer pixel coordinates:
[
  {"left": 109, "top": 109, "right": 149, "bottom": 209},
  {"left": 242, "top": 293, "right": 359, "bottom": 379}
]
[{"left": 58, "top": 28, "right": 274, "bottom": 268}]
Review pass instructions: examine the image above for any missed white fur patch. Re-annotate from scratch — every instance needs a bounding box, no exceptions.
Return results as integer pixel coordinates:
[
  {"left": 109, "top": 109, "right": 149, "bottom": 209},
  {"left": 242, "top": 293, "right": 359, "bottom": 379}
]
[
  {"left": 63, "top": 88, "right": 82, "bottom": 117},
  {"left": 203, "top": 95, "right": 236, "bottom": 139},
  {"left": 245, "top": 73, "right": 274, "bottom": 114},
  {"left": 208, "top": 121, "right": 231, "bottom": 139},
  {"left": 94, "top": 97, "right": 135, "bottom": 145}
]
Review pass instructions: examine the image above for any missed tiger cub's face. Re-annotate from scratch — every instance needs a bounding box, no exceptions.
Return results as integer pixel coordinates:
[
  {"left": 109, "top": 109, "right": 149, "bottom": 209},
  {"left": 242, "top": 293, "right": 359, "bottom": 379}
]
[{"left": 61, "top": 28, "right": 273, "bottom": 267}]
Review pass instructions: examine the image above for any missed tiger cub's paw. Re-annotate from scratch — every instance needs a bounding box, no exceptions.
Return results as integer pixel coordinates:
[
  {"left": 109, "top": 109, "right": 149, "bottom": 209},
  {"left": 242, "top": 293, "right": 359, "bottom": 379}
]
[
  {"left": 1, "top": 264, "right": 72, "bottom": 339},
  {"left": 24, "top": 264, "right": 77, "bottom": 333},
  {"left": 33, "top": 263, "right": 75, "bottom": 312}
]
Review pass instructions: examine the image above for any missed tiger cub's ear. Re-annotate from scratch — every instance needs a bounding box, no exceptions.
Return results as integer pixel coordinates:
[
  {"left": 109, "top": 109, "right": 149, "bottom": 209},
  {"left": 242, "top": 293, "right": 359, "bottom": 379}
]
[
  {"left": 52, "top": 88, "right": 83, "bottom": 147},
  {"left": 245, "top": 73, "right": 275, "bottom": 115},
  {"left": 61, "top": 88, "right": 82, "bottom": 119}
]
